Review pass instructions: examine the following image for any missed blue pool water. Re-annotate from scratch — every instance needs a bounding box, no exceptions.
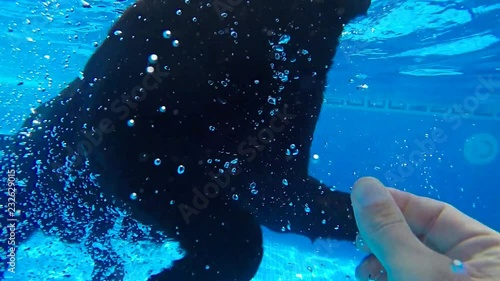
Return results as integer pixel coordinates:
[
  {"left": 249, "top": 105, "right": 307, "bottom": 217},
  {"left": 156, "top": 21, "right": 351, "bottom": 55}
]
[{"left": 0, "top": 0, "right": 499, "bottom": 280}]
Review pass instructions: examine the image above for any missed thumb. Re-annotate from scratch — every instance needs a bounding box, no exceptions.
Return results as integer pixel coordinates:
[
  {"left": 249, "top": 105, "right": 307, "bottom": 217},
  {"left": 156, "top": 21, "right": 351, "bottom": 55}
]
[{"left": 351, "top": 177, "right": 423, "bottom": 266}]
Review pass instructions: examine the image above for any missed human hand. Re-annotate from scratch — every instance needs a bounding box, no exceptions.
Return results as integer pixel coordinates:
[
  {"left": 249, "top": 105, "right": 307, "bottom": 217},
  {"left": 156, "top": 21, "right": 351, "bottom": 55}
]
[{"left": 350, "top": 177, "right": 500, "bottom": 281}]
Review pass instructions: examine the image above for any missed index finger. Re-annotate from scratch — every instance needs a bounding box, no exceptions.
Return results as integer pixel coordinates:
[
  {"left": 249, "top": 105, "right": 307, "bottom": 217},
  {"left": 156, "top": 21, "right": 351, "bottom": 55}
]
[{"left": 387, "top": 188, "right": 497, "bottom": 259}]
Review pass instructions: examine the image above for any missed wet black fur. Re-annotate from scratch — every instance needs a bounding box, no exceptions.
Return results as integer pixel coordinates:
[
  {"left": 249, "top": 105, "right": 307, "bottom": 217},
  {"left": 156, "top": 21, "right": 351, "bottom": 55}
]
[{"left": 1, "top": 0, "right": 371, "bottom": 280}]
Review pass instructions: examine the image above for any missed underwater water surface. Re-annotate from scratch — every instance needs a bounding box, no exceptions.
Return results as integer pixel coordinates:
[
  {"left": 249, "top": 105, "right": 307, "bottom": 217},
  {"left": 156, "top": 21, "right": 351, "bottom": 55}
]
[{"left": 0, "top": 0, "right": 499, "bottom": 280}]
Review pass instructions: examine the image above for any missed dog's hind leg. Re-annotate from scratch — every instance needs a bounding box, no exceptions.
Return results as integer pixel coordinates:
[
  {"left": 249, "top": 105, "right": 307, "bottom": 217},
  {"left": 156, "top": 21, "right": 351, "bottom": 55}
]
[{"left": 149, "top": 199, "right": 263, "bottom": 281}]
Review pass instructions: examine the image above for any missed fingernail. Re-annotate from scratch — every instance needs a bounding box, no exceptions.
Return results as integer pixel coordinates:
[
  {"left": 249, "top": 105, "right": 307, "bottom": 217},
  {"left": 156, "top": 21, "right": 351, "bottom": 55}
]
[{"left": 352, "top": 177, "right": 389, "bottom": 207}]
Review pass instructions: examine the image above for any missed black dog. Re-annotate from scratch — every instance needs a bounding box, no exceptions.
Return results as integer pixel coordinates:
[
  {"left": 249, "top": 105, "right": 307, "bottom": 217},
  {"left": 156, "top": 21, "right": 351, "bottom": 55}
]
[{"left": 1, "top": 0, "right": 371, "bottom": 280}]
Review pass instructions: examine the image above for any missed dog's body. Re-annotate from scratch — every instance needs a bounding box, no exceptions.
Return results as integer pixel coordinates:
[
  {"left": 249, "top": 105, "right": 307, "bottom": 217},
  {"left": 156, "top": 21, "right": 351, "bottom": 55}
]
[{"left": 1, "top": 0, "right": 370, "bottom": 280}]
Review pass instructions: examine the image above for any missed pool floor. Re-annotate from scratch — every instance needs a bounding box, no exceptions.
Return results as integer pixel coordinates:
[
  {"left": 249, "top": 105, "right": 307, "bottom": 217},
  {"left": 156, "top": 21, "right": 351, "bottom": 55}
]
[{"left": 6, "top": 228, "right": 361, "bottom": 281}]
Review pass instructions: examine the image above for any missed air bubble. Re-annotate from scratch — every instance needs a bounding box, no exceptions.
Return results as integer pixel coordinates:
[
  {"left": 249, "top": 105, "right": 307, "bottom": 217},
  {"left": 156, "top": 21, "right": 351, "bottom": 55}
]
[
  {"left": 146, "top": 66, "right": 155, "bottom": 73},
  {"left": 170, "top": 200, "right": 175, "bottom": 205},
  {"left": 278, "top": 34, "right": 291, "bottom": 44},
  {"left": 130, "top": 193, "right": 137, "bottom": 200},
  {"left": 114, "top": 30, "right": 122, "bottom": 36},
  {"left": 230, "top": 31, "right": 238, "bottom": 38},
  {"left": 154, "top": 158, "right": 162, "bottom": 166},
  {"left": 176, "top": 9, "right": 182, "bottom": 15},
  {"left": 267, "top": 96, "right": 276, "bottom": 105},
  {"left": 159, "top": 106, "right": 166, "bottom": 113},
  {"left": 172, "top": 40, "right": 180, "bottom": 47},
  {"left": 251, "top": 189, "right": 258, "bottom": 195},
  {"left": 177, "top": 165, "right": 185, "bottom": 174},
  {"left": 272, "top": 45, "right": 284, "bottom": 52},
  {"left": 282, "top": 179, "right": 288, "bottom": 186},
  {"left": 250, "top": 182, "right": 256, "bottom": 189},
  {"left": 304, "top": 204, "right": 311, "bottom": 213},
  {"left": 127, "top": 119, "right": 135, "bottom": 127},
  {"left": 149, "top": 54, "right": 158, "bottom": 64},
  {"left": 451, "top": 259, "right": 466, "bottom": 274},
  {"left": 163, "top": 30, "right": 172, "bottom": 39},
  {"left": 232, "top": 194, "right": 239, "bottom": 200},
  {"left": 209, "top": 126, "right": 216, "bottom": 131}
]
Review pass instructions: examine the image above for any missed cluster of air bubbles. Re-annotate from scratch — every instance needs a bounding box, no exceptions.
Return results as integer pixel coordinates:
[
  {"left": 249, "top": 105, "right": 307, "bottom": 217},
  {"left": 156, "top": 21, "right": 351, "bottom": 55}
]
[
  {"left": 127, "top": 119, "right": 135, "bottom": 127},
  {"left": 249, "top": 182, "right": 258, "bottom": 195},
  {"left": 218, "top": 158, "right": 239, "bottom": 174},
  {"left": 281, "top": 221, "right": 292, "bottom": 232},
  {"left": 177, "top": 165, "right": 185, "bottom": 174},
  {"left": 207, "top": 158, "right": 222, "bottom": 164},
  {"left": 304, "top": 203, "right": 311, "bottom": 213},
  {"left": 162, "top": 29, "right": 180, "bottom": 47},
  {"left": 286, "top": 144, "right": 299, "bottom": 156}
]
